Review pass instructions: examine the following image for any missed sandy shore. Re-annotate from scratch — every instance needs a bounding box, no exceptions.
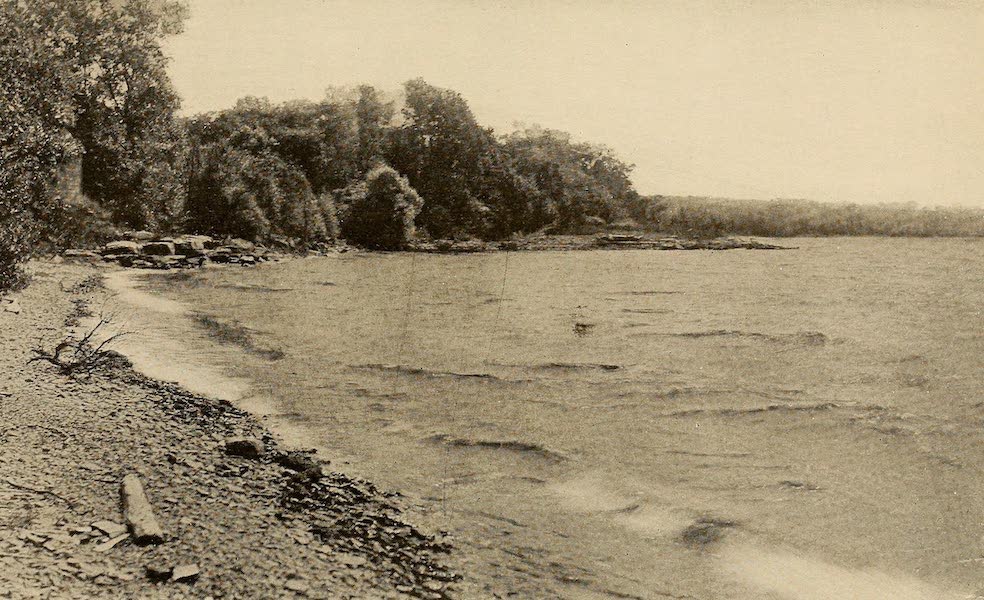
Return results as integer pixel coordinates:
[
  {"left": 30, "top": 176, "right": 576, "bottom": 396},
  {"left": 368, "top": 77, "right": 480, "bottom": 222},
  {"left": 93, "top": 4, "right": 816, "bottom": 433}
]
[{"left": 0, "top": 261, "right": 461, "bottom": 599}]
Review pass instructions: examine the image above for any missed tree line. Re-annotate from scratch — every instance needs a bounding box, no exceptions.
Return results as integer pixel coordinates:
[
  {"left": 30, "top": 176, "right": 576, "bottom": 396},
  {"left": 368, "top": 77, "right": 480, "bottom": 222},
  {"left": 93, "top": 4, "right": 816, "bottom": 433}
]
[
  {"left": 180, "top": 83, "right": 639, "bottom": 246},
  {"left": 639, "top": 196, "right": 984, "bottom": 238},
  {"left": 1, "top": 1, "right": 639, "bottom": 291},
  {"left": 3, "top": 1, "right": 983, "bottom": 293}
]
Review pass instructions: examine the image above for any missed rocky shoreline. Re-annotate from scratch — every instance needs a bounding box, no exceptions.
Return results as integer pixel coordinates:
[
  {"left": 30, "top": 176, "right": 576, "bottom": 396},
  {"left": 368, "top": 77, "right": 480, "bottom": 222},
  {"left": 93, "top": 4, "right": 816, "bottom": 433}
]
[
  {"left": 412, "top": 233, "right": 791, "bottom": 253},
  {"left": 60, "top": 232, "right": 791, "bottom": 272},
  {"left": 0, "top": 262, "right": 462, "bottom": 599},
  {"left": 64, "top": 232, "right": 294, "bottom": 271}
]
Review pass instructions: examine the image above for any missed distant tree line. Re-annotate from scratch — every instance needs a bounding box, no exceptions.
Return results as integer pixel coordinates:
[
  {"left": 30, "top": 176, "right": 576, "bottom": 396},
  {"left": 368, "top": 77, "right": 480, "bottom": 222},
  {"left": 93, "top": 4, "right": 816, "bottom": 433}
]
[{"left": 639, "top": 196, "right": 984, "bottom": 238}]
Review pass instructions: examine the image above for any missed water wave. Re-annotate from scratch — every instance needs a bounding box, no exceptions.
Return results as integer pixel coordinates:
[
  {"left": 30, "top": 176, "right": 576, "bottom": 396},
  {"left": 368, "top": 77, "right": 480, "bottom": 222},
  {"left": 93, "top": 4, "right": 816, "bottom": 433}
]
[
  {"left": 633, "top": 329, "right": 828, "bottom": 345},
  {"left": 427, "top": 433, "right": 569, "bottom": 461},
  {"left": 663, "top": 402, "right": 840, "bottom": 418},
  {"left": 350, "top": 363, "right": 519, "bottom": 382},
  {"left": 535, "top": 362, "right": 623, "bottom": 371}
]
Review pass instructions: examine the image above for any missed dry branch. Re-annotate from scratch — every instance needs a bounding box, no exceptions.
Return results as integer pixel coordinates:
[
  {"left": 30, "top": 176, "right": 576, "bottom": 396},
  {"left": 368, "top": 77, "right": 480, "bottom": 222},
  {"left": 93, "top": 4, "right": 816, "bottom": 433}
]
[
  {"left": 2, "top": 477, "right": 74, "bottom": 507},
  {"left": 28, "top": 312, "right": 127, "bottom": 376}
]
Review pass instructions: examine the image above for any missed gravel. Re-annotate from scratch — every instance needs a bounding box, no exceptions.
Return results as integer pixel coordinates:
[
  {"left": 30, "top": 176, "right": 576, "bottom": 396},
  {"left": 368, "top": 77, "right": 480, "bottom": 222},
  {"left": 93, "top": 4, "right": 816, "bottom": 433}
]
[{"left": 0, "top": 261, "right": 459, "bottom": 599}]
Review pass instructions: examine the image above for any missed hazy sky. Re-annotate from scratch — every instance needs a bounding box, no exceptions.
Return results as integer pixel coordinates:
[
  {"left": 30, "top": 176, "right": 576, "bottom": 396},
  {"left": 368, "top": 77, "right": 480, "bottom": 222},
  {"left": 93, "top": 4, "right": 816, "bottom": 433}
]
[{"left": 164, "top": 0, "right": 984, "bottom": 206}]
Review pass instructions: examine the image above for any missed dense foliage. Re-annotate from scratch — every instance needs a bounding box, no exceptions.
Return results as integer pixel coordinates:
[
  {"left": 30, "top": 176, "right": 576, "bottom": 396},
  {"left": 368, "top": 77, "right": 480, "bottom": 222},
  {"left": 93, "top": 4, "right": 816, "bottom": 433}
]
[
  {"left": 1, "top": 1, "right": 80, "bottom": 290},
  {"left": 1, "top": 0, "right": 187, "bottom": 292},
  {"left": 339, "top": 166, "right": 423, "bottom": 250},
  {"left": 183, "top": 96, "right": 359, "bottom": 243},
  {"left": 500, "top": 126, "right": 640, "bottom": 233},
  {"left": 643, "top": 196, "right": 984, "bottom": 238},
  {"left": 184, "top": 80, "right": 639, "bottom": 243}
]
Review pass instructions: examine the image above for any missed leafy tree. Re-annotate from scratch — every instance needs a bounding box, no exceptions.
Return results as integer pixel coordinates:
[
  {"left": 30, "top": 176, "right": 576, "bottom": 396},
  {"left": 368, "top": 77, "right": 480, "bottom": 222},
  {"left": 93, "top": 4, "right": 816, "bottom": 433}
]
[
  {"left": 183, "top": 96, "right": 355, "bottom": 242},
  {"left": 1, "top": 0, "right": 189, "bottom": 287},
  {"left": 387, "top": 78, "right": 497, "bottom": 238},
  {"left": 57, "top": 0, "right": 190, "bottom": 231},
  {"left": 340, "top": 166, "right": 423, "bottom": 250},
  {"left": 500, "top": 126, "right": 638, "bottom": 231},
  {"left": 354, "top": 85, "right": 395, "bottom": 175},
  {"left": 1, "top": 0, "right": 84, "bottom": 291},
  {"left": 186, "top": 144, "right": 337, "bottom": 243},
  {"left": 473, "top": 154, "right": 547, "bottom": 239}
]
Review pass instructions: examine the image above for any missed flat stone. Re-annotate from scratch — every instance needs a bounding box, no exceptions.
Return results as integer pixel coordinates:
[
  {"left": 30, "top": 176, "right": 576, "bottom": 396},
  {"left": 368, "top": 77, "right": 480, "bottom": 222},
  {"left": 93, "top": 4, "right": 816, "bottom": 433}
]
[
  {"left": 76, "top": 562, "right": 104, "bottom": 579},
  {"left": 171, "top": 563, "right": 200, "bottom": 583},
  {"left": 145, "top": 564, "right": 172, "bottom": 582},
  {"left": 67, "top": 525, "right": 93, "bottom": 536},
  {"left": 102, "top": 241, "right": 140, "bottom": 255},
  {"left": 93, "top": 533, "right": 128, "bottom": 553},
  {"left": 174, "top": 238, "right": 206, "bottom": 256},
  {"left": 226, "top": 238, "right": 255, "bottom": 251},
  {"left": 91, "top": 521, "right": 127, "bottom": 538},
  {"left": 62, "top": 249, "right": 99, "bottom": 259},
  {"left": 127, "top": 230, "right": 155, "bottom": 241},
  {"left": 275, "top": 451, "right": 322, "bottom": 474},
  {"left": 149, "top": 255, "right": 185, "bottom": 268}
]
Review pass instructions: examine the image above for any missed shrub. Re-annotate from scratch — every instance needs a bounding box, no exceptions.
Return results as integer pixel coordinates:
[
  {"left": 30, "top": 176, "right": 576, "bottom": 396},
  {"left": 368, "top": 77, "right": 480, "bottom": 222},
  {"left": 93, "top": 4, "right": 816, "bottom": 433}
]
[{"left": 340, "top": 166, "right": 423, "bottom": 250}]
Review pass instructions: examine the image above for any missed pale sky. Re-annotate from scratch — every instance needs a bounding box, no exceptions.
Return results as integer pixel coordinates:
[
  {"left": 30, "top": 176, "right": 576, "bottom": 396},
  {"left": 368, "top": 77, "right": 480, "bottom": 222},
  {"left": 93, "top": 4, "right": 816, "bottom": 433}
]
[{"left": 163, "top": 0, "right": 984, "bottom": 206}]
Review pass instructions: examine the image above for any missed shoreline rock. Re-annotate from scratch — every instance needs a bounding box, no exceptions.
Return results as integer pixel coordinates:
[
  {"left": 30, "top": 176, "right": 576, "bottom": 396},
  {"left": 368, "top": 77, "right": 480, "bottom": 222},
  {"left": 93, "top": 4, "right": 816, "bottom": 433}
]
[{"left": 66, "top": 234, "right": 284, "bottom": 270}]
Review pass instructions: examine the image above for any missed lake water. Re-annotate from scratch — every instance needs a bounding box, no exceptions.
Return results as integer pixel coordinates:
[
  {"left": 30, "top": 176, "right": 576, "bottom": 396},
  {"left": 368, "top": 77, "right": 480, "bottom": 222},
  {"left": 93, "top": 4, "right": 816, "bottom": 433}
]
[{"left": 106, "top": 238, "right": 984, "bottom": 599}]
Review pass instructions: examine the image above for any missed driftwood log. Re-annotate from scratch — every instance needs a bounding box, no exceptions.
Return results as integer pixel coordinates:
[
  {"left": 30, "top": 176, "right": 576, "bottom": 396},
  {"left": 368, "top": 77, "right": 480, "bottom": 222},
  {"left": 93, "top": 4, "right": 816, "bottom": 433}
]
[{"left": 120, "top": 474, "right": 164, "bottom": 545}]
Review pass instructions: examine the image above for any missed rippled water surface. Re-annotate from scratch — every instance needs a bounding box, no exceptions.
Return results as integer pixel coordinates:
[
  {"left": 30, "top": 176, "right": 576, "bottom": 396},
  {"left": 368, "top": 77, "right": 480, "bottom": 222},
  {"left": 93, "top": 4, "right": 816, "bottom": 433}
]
[{"left": 114, "top": 238, "right": 984, "bottom": 599}]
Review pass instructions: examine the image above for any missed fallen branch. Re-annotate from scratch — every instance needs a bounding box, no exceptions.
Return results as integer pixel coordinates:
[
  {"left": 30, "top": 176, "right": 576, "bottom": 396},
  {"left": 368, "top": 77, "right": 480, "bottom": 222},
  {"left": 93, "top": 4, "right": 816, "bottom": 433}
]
[
  {"left": 120, "top": 474, "right": 164, "bottom": 545},
  {"left": 2, "top": 477, "right": 74, "bottom": 507},
  {"left": 28, "top": 312, "right": 127, "bottom": 376}
]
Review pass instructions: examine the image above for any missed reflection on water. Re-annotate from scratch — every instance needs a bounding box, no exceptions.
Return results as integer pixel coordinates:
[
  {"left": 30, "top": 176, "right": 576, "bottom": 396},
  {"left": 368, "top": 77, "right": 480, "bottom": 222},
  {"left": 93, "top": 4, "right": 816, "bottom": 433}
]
[{"left": 107, "top": 239, "right": 983, "bottom": 599}]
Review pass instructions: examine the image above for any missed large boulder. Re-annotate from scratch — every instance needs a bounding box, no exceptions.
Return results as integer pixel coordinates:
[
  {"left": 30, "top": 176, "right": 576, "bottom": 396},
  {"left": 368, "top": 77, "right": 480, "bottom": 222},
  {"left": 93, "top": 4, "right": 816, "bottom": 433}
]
[
  {"left": 225, "top": 238, "right": 255, "bottom": 252},
  {"left": 140, "top": 241, "right": 175, "bottom": 256},
  {"left": 209, "top": 248, "right": 234, "bottom": 263},
  {"left": 101, "top": 241, "right": 140, "bottom": 256},
  {"left": 149, "top": 255, "right": 185, "bottom": 269},
  {"left": 173, "top": 238, "right": 206, "bottom": 257}
]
